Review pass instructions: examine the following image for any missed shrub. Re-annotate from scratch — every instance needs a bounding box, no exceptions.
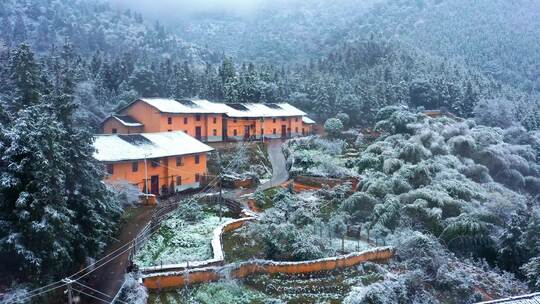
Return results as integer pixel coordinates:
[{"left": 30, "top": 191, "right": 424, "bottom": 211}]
[
  {"left": 324, "top": 118, "right": 344, "bottom": 138},
  {"left": 383, "top": 158, "right": 403, "bottom": 175},
  {"left": 398, "top": 142, "right": 431, "bottom": 164},
  {"left": 449, "top": 135, "right": 476, "bottom": 157},
  {"left": 340, "top": 192, "right": 379, "bottom": 222},
  {"left": 358, "top": 153, "right": 383, "bottom": 173},
  {"left": 176, "top": 199, "right": 205, "bottom": 222},
  {"left": 336, "top": 112, "right": 351, "bottom": 127}
]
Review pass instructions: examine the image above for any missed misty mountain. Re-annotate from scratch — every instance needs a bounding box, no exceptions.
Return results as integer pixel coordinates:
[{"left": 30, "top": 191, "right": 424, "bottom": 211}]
[
  {"left": 171, "top": 0, "right": 382, "bottom": 63},
  {"left": 0, "top": 0, "right": 219, "bottom": 64},
  {"left": 349, "top": 0, "right": 540, "bottom": 91}
]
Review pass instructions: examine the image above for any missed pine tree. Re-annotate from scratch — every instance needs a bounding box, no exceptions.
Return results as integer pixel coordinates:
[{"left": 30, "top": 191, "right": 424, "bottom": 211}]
[
  {"left": 9, "top": 44, "right": 41, "bottom": 112},
  {"left": 12, "top": 14, "right": 27, "bottom": 44}
]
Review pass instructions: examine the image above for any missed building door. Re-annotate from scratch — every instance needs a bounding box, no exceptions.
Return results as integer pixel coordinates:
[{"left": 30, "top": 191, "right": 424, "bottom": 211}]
[
  {"left": 150, "top": 175, "right": 159, "bottom": 195},
  {"left": 222, "top": 116, "right": 228, "bottom": 140},
  {"left": 244, "top": 126, "right": 250, "bottom": 140},
  {"left": 281, "top": 125, "right": 287, "bottom": 138},
  {"left": 195, "top": 126, "right": 202, "bottom": 140}
]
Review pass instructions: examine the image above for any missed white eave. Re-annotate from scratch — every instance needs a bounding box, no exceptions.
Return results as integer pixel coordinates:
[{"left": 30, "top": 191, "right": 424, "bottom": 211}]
[
  {"left": 302, "top": 116, "right": 316, "bottom": 124},
  {"left": 113, "top": 115, "right": 143, "bottom": 127}
]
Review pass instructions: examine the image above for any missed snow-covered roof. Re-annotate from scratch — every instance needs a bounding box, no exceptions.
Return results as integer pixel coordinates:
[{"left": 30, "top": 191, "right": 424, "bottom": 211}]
[
  {"left": 477, "top": 293, "right": 540, "bottom": 304},
  {"left": 302, "top": 116, "right": 316, "bottom": 124},
  {"left": 112, "top": 115, "right": 143, "bottom": 127},
  {"left": 93, "top": 131, "right": 214, "bottom": 162},
  {"left": 123, "top": 98, "right": 306, "bottom": 118},
  {"left": 222, "top": 102, "right": 306, "bottom": 118},
  {"left": 137, "top": 98, "right": 227, "bottom": 114}
]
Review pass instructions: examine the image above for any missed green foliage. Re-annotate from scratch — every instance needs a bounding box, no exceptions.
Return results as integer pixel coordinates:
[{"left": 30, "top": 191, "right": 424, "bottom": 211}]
[
  {"left": 324, "top": 117, "right": 344, "bottom": 138},
  {"left": 336, "top": 112, "right": 351, "bottom": 127}
]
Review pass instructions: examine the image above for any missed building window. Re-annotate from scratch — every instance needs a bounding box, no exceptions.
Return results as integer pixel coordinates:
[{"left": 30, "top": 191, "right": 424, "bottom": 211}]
[
  {"left": 213, "top": 129, "right": 217, "bottom": 136},
  {"left": 302, "top": 128, "right": 305, "bottom": 135},
  {"left": 195, "top": 173, "right": 200, "bottom": 183},
  {"left": 281, "top": 117, "right": 286, "bottom": 121},
  {"left": 295, "top": 117, "right": 298, "bottom": 122},
  {"left": 213, "top": 116, "right": 217, "bottom": 124},
  {"left": 184, "top": 117, "right": 188, "bottom": 124},
  {"left": 151, "top": 159, "right": 159, "bottom": 167},
  {"left": 112, "top": 128, "right": 117, "bottom": 134},
  {"left": 196, "top": 114, "right": 201, "bottom": 121},
  {"left": 176, "top": 157, "right": 183, "bottom": 166},
  {"left": 273, "top": 129, "right": 276, "bottom": 135},
  {"left": 168, "top": 129, "right": 172, "bottom": 132},
  {"left": 168, "top": 117, "right": 172, "bottom": 125},
  {"left": 272, "top": 118, "right": 276, "bottom": 123},
  {"left": 184, "top": 130, "right": 188, "bottom": 133},
  {"left": 233, "top": 118, "right": 237, "bottom": 123},
  {"left": 295, "top": 127, "right": 299, "bottom": 133},
  {"left": 176, "top": 176, "right": 182, "bottom": 185},
  {"left": 106, "top": 164, "right": 114, "bottom": 174},
  {"left": 132, "top": 162, "right": 138, "bottom": 172},
  {"left": 195, "top": 155, "right": 200, "bottom": 164},
  {"left": 261, "top": 128, "right": 264, "bottom": 135},
  {"left": 233, "top": 129, "right": 238, "bottom": 136}
]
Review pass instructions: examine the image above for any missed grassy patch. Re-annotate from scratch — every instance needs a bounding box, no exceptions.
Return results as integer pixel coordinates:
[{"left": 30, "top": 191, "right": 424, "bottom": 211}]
[{"left": 134, "top": 212, "right": 231, "bottom": 267}]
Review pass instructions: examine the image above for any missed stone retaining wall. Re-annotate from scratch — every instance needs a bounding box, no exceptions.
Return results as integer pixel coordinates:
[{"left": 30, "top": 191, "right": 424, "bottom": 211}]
[{"left": 142, "top": 247, "right": 395, "bottom": 289}]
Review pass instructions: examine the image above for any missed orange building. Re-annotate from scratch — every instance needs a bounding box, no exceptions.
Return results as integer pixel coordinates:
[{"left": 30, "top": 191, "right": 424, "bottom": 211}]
[
  {"left": 93, "top": 131, "right": 213, "bottom": 196},
  {"left": 101, "top": 98, "right": 315, "bottom": 141},
  {"left": 302, "top": 116, "right": 316, "bottom": 136},
  {"left": 101, "top": 115, "right": 144, "bottom": 134}
]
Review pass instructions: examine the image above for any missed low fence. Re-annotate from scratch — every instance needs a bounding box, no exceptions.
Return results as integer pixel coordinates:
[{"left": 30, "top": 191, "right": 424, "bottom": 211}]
[
  {"left": 142, "top": 247, "right": 395, "bottom": 289},
  {"left": 293, "top": 175, "right": 360, "bottom": 190}
]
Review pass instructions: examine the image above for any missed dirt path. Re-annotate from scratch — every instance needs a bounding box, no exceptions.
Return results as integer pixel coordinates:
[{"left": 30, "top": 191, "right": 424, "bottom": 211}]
[
  {"left": 259, "top": 139, "right": 289, "bottom": 191},
  {"left": 83, "top": 206, "right": 155, "bottom": 303}
]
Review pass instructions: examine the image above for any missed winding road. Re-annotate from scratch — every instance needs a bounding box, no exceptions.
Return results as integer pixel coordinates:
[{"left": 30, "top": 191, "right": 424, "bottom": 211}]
[{"left": 259, "top": 139, "right": 289, "bottom": 190}]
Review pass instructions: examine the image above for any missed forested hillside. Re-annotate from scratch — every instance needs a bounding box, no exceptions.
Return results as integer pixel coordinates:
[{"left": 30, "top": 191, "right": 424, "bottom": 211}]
[
  {"left": 0, "top": 0, "right": 218, "bottom": 62},
  {"left": 174, "top": 0, "right": 381, "bottom": 63},
  {"left": 349, "top": 0, "right": 540, "bottom": 91}
]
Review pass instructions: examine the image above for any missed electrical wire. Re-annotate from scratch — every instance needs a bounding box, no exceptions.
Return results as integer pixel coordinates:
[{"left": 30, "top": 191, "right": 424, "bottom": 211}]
[
  {"left": 74, "top": 281, "right": 130, "bottom": 304},
  {"left": 71, "top": 287, "right": 111, "bottom": 304},
  {"left": 7, "top": 138, "right": 258, "bottom": 303},
  {"left": 6, "top": 282, "right": 67, "bottom": 304}
]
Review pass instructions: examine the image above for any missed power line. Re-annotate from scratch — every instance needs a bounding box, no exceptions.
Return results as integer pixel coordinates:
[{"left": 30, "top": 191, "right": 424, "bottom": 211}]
[
  {"left": 74, "top": 281, "right": 130, "bottom": 304},
  {"left": 71, "top": 287, "right": 111, "bottom": 304},
  {"left": 6, "top": 282, "right": 67, "bottom": 304},
  {"left": 8, "top": 139, "right": 257, "bottom": 303}
]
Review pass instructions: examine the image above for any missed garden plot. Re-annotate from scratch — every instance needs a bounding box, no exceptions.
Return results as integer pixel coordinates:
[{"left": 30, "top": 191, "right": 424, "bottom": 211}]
[
  {"left": 147, "top": 281, "right": 267, "bottom": 304},
  {"left": 147, "top": 263, "right": 384, "bottom": 304},
  {"left": 134, "top": 210, "right": 232, "bottom": 267}
]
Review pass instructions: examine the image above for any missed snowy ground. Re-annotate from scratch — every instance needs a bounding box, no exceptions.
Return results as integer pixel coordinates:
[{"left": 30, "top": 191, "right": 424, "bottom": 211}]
[{"left": 133, "top": 213, "right": 232, "bottom": 267}]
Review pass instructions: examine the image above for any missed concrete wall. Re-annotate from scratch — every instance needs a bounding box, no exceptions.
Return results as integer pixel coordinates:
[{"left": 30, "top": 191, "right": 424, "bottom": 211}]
[{"left": 142, "top": 247, "right": 395, "bottom": 289}]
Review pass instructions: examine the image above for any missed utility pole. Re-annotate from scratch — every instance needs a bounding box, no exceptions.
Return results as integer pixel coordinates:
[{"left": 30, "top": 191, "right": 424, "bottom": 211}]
[
  {"left": 217, "top": 152, "right": 223, "bottom": 221},
  {"left": 144, "top": 153, "right": 150, "bottom": 202},
  {"left": 261, "top": 117, "right": 265, "bottom": 143},
  {"left": 62, "top": 278, "right": 74, "bottom": 304}
]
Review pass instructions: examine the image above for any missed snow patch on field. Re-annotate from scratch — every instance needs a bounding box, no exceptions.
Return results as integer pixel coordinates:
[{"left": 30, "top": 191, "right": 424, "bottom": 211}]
[{"left": 134, "top": 214, "right": 232, "bottom": 267}]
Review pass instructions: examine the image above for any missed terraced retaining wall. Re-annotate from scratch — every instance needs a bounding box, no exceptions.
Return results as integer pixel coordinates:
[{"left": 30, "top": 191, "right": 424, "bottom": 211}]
[{"left": 142, "top": 247, "right": 395, "bottom": 289}]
